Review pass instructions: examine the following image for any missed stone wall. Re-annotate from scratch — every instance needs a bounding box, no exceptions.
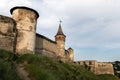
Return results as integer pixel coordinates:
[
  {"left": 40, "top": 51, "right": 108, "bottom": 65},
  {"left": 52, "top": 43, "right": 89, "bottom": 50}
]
[
  {"left": 35, "top": 33, "right": 74, "bottom": 62},
  {"left": 97, "top": 62, "right": 114, "bottom": 75},
  {"left": 0, "top": 15, "right": 16, "bottom": 52},
  {"left": 35, "top": 33, "right": 58, "bottom": 58},
  {"left": 75, "top": 60, "right": 114, "bottom": 75}
]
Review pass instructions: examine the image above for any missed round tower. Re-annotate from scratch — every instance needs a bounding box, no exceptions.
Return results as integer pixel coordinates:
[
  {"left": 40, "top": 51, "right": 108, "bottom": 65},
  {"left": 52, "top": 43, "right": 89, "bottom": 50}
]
[
  {"left": 67, "top": 47, "right": 74, "bottom": 61},
  {"left": 10, "top": 6, "right": 39, "bottom": 54},
  {"left": 55, "top": 21, "right": 66, "bottom": 57}
]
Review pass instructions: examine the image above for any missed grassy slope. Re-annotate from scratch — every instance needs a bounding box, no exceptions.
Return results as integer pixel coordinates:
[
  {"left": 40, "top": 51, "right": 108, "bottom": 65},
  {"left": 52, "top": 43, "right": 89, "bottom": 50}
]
[
  {"left": 0, "top": 49, "right": 120, "bottom": 80},
  {"left": 0, "top": 49, "right": 21, "bottom": 80},
  {"left": 17, "top": 54, "right": 120, "bottom": 80}
]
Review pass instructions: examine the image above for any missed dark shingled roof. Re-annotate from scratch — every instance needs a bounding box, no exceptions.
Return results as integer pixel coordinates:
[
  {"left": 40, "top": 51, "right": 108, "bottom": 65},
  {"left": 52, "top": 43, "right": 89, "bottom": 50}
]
[
  {"left": 55, "top": 23, "right": 66, "bottom": 37},
  {"left": 10, "top": 6, "right": 39, "bottom": 18}
]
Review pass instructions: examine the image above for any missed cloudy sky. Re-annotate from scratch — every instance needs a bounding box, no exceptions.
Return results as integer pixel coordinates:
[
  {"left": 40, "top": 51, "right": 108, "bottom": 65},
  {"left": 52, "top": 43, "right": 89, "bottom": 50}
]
[{"left": 1, "top": 0, "right": 120, "bottom": 62}]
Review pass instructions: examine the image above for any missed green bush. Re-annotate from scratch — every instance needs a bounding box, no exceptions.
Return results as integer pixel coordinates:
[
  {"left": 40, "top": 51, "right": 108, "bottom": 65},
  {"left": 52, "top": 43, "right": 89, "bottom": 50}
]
[
  {"left": 0, "top": 49, "right": 13, "bottom": 61},
  {"left": 98, "top": 74, "right": 120, "bottom": 80},
  {"left": 0, "top": 49, "right": 21, "bottom": 80},
  {"left": 0, "top": 62, "right": 21, "bottom": 80}
]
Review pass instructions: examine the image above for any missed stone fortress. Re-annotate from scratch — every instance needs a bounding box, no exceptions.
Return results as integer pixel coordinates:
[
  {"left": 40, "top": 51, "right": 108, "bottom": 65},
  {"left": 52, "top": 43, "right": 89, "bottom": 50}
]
[{"left": 0, "top": 6, "right": 114, "bottom": 75}]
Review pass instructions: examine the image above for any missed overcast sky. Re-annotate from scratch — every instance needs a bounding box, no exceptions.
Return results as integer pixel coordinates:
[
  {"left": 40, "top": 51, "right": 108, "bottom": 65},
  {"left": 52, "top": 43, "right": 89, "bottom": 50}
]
[{"left": 1, "top": 0, "right": 120, "bottom": 62}]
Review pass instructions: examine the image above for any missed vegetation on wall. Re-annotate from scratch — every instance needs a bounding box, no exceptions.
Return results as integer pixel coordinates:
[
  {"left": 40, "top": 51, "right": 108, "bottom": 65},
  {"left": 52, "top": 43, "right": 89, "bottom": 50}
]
[
  {"left": 0, "top": 49, "right": 119, "bottom": 80},
  {"left": 113, "top": 61, "right": 120, "bottom": 78}
]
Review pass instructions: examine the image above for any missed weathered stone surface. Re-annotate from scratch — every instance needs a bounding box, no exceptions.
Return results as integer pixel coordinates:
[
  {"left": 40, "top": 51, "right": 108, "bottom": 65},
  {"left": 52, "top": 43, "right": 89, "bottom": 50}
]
[
  {"left": 0, "top": 15, "right": 16, "bottom": 52},
  {"left": 11, "top": 7, "right": 39, "bottom": 54},
  {"left": 35, "top": 33, "right": 74, "bottom": 62},
  {"left": 66, "top": 48, "right": 74, "bottom": 61},
  {"left": 97, "top": 62, "right": 114, "bottom": 75},
  {"left": 76, "top": 60, "right": 114, "bottom": 75},
  {"left": 35, "top": 33, "right": 58, "bottom": 58}
]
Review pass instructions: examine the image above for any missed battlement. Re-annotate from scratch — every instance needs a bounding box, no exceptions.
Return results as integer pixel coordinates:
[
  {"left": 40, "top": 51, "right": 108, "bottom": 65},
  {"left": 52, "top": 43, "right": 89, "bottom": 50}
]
[{"left": 75, "top": 60, "right": 114, "bottom": 75}]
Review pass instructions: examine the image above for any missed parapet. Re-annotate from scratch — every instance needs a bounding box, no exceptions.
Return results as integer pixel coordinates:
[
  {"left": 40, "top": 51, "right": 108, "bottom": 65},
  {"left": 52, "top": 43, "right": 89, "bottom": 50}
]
[
  {"left": 75, "top": 60, "right": 114, "bottom": 75},
  {"left": 0, "top": 15, "right": 16, "bottom": 35},
  {"left": 0, "top": 15, "right": 16, "bottom": 52}
]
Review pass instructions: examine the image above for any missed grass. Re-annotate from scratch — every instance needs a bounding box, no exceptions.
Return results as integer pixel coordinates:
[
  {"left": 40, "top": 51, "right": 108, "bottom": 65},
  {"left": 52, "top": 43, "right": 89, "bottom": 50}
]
[
  {"left": 0, "top": 49, "right": 21, "bottom": 80},
  {"left": 0, "top": 49, "right": 120, "bottom": 80},
  {"left": 98, "top": 74, "right": 120, "bottom": 80},
  {"left": 17, "top": 53, "right": 120, "bottom": 80}
]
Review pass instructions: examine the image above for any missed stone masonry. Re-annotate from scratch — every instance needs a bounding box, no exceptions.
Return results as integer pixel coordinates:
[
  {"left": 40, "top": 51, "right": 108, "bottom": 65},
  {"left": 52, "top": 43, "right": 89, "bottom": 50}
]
[
  {"left": 0, "top": 15, "right": 16, "bottom": 52},
  {"left": 75, "top": 60, "right": 114, "bottom": 75},
  {"left": 10, "top": 7, "right": 39, "bottom": 54}
]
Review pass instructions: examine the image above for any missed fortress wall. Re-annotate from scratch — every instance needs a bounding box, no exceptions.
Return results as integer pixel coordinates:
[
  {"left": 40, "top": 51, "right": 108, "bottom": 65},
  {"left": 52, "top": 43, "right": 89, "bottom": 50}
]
[
  {"left": 11, "top": 7, "right": 39, "bottom": 54},
  {"left": 77, "top": 60, "right": 97, "bottom": 73},
  {"left": 0, "top": 15, "right": 16, "bottom": 52},
  {"left": 75, "top": 60, "right": 114, "bottom": 75},
  {"left": 35, "top": 34, "right": 58, "bottom": 57},
  {"left": 96, "top": 62, "right": 114, "bottom": 75},
  {"left": 35, "top": 34, "right": 43, "bottom": 54}
]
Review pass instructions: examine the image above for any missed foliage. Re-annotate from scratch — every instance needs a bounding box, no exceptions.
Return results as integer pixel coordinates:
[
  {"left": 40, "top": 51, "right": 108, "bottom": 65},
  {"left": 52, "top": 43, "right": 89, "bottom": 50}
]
[
  {"left": 0, "top": 49, "right": 21, "bottom": 80},
  {"left": 0, "top": 49, "right": 119, "bottom": 80},
  {"left": 113, "top": 61, "right": 120, "bottom": 78},
  {"left": 17, "top": 54, "right": 120, "bottom": 80},
  {"left": 98, "top": 74, "right": 120, "bottom": 80}
]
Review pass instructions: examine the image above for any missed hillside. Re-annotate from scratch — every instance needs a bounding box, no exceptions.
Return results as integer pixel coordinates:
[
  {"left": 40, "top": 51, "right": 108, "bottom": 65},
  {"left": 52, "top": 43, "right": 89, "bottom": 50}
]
[{"left": 0, "top": 49, "right": 119, "bottom": 80}]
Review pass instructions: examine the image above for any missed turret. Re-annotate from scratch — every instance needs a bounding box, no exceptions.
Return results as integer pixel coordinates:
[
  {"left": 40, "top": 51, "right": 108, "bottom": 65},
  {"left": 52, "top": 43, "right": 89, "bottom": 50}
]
[
  {"left": 67, "top": 47, "right": 74, "bottom": 61},
  {"left": 55, "top": 21, "right": 66, "bottom": 57},
  {"left": 10, "top": 6, "right": 39, "bottom": 54}
]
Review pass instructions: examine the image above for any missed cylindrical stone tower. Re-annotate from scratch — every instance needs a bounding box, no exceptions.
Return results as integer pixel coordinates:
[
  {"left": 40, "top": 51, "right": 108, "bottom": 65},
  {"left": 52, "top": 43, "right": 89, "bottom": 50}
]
[{"left": 10, "top": 6, "right": 39, "bottom": 54}]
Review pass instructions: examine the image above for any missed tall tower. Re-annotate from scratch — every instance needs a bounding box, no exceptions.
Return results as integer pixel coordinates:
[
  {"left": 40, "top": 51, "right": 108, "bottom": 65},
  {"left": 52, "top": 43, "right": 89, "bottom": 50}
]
[
  {"left": 55, "top": 21, "right": 66, "bottom": 58},
  {"left": 10, "top": 6, "right": 39, "bottom": 54}
]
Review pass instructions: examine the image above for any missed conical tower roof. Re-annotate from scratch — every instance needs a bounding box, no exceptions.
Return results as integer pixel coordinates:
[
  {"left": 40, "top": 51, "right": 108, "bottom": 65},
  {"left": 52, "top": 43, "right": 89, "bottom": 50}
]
[{"left": 55, "top": 22, "right": 66, "bottom": 37}]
